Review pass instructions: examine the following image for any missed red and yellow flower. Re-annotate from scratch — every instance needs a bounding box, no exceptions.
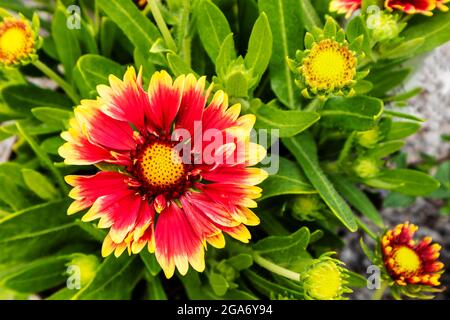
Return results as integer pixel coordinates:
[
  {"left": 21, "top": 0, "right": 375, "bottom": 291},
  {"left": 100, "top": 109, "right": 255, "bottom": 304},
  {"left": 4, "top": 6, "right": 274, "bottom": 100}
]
[
  {"left": 329, "top": 0, "right": 362, "bottom": 18},
  {"left": 381, "top": 222, "right": 444, "bottom": 286},
  {"left": 330, "top": 0, "right": 449, "bottom": 17},
  {"left": 59, "top": 67, "right": 268, "bottom": 278},
  {"left": 0, "top": 15, "right": 39, "bottom": 67},
  {"left": 385, "top": 0, "right": 441, "bottom": 15}
]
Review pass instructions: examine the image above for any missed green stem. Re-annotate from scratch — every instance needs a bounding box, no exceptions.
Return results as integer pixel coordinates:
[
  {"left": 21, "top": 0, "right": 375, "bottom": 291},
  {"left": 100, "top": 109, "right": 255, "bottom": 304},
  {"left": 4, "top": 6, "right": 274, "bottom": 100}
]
[
  {"left": 253, "top": 254, "right": 301, "bottom": 282},
  {"left": 356, "top": 216, "right": 378, "bottom": 240},
  {"left": 148, "top": 0, "right": 177, "bottom": 52},
  {"left": 16, "top": 122, "right": 69, "bottom": 194},
  {"left": 33, "top": 60, "right": 79, "bottom": 104},
  {"left": 179, "top": 0, "right": 191, "bottom": 66},
  {"left": 371, "top": 280, "right": 388, "bottom": 300}
]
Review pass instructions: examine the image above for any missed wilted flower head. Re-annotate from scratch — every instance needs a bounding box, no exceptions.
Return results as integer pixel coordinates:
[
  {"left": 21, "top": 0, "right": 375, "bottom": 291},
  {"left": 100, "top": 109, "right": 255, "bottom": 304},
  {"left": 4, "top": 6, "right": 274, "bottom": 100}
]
[
  {"left": 59, "top": 67, "right": 268, "bottom": 278},
  {"left": 302, "top": 253, "right": 352, "bottom": 300},
  {"left": 289, "top": 17, "right": 368, "bottom": 99},
  {"left": 0, "top": 14, "right": 40, "bottom": 68}
]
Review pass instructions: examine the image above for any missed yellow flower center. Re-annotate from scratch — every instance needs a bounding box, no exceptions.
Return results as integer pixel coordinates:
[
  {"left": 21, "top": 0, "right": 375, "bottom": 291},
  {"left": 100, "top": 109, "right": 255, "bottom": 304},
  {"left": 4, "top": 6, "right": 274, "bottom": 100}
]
[
  {"left": 302, "top": 39, "right": 356, "bottom": 91},
  {"left": 137, "top": 142, "right": 186, "bottom": 189},
  {"left": 305, "top": 261, "right": 342, "bottom": 300},
  {"left": 392, "top": 246, "right": 421, "bottom": 275},
  {"left": 0, "top": 19, "right": 34, "bottom": 65},
  {"left": 0, "top": 28, "right": 26, "bottom": 54}
]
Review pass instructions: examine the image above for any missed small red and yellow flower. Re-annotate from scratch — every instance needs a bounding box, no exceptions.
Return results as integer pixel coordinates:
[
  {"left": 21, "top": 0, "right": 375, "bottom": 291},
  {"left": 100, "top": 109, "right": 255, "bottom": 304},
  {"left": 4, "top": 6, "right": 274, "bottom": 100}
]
[
  {"left": 385, "top": 0, "right": 437, "bottom": 15},
  {"left": 0, "top": 15, "right": 39, "bottom": 67},
  {"left": 59, "top": 67, "right": 267, "bottom": 278},
  {"left": 329, "top": 0, "right": 362, "bottom": 18},
  {"left": 381, "top": 222, "right": 444, "bottom": 286}
]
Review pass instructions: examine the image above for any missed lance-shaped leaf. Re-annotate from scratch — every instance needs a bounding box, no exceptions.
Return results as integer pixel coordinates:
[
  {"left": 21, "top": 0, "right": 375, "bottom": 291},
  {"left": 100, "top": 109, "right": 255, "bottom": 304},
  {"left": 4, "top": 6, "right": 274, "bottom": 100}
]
[
  {"left": 259, "top": 0, "right": 303, "bottom": 108},
  {"left": 259, "top": 157, "right": 316, "bottom": 200},
  {"left": 283, "top": 133, "right": 358, "bottom": 231}
]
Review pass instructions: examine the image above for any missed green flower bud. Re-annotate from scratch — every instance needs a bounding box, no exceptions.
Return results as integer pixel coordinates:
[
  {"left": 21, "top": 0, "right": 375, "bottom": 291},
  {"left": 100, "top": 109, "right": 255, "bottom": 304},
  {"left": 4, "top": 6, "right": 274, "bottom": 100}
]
[
  {"left": 357, "top": 128, "right": 380, "bottom": 149},
  {"left": 354, "top": 157, "right": 380, "bottom": 178},
  {"left": 366, "top": 11, "right": 402, "bottom": 43},
  {"left": 291, "top": 195, "right": 324, "bottom": 221},
  {"left": 67, "top": 254, "right": 100, "bottom": 287},
  {"left": 302, "top": 254, "right": 351, "bottom": 300}
]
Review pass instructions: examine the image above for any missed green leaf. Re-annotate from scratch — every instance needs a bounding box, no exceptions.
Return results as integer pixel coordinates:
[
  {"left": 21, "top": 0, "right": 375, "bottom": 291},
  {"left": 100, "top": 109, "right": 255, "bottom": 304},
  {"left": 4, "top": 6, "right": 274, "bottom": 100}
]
[
  {"left": 52, "top": 6, "right": 82, "bottom": 82},
  {"left": 244, "top": 13, "right": 272, "bottom": 83},
  {"left": 379, "top": 38, "right": 425, "bottom": 60},
  {"left": 215, "top": 33, "right": 237, "bottom": 78},
  {"left": 195, "top": 0, "right": 232, "bottom": 62},
  {"left": 100, "top": 17, "right": 118, "bottom": 57},
  {"left": 22, "top": 169, "right": 60, "bottom": 201},
  {"left": 71, "top": 255, "right": 142, "bottom": 300},
  {"left": 1, "top": 85, "right": 72, "bottom": 116},
  {"left": 0, "top": 162, "right": 26, "bottom": 188},
  {"left": 147, "top": 275, "right": 167, "bottom": 300},
  {"left": 259, "top": 0, "right": 303, "bottom": 108},
  {"left": 0, "top": 201, "right": 87, "bottom": 264},
  {"left": 31, "top": 107, "right": 73, "bottom": 129},
  {"left": 429, "top": 161, "right": 450, "bottom": 199},
  {"left": 1, "top": 119, "right": 60, "bottom": 136},
  {"left": 283, "top": 133, "right": 358, "bottom": 231},
  {"left": 401, "top": 11, "right": 450, "bottom": 55},
  {"left": 1, "top": 255, "right": 70, "bottom": 293},
  {"left": 346, "top": 270, "right": 368, "bottom": 289},
  {"left": 41, "top": 136, "right": 65, "bottom": 155},
  {"left": 346, "top": 16, "right": 372, "bottom": 57},
  {"left": 254, "top": 227, "right": 310, "bottom": 254},
  {"left": 16, "top": 121, "right": 68, "bottom": 193},
  {"left": 0, "top": 174, "right": 30, "bottom": 211},
  {"left": 361, "top": 0, "right": 383, "bottom": 12},
  {"left": 251, "top": 101, "right": 320, "bottom": 137},
  {"left": 259, "top": 157, "right": 316, "bottom": 200},
  {"left": 209, "top": 272, "right": 229, "bottom": 296},
  {"left": 167, "top": 53, "right": 196, "bottom": 77},
  {"left": 244, "top": 269, "right": 303, "bottom": 299},
  {"left": 74, "top": 54, "right": 126, "bottom": 96},
  {"left": 226, "top": 254, "right": 253, "bottom": 271},
  {"left": 386, "top": 122, "right": 421, "bottom": 140},
  {"left": 97, "top": 0, "right": 162, "bottom": 63},
  {"left": 366, "top": 140, "right": 405, "bottom": 158},
  {"left": 320, "top": 96, "right": 384, "bottom": 131},
  {"left": 365, "top": 169, "right": 440, "bottom": 196},
  {"left": 331, "top": 176, "right": 383, "bottom": 227},
  {"left": 383, "top": 192, "right": 415, "bottom": 208},
  {"left": 298, "top": 0, "right": 322, "bottom": 31},
  {"left": 140, "top": 250, "right": 161, "bottom": 276},
  {"left": 383, "top": 109, "right": 424, "bottom": 122},
  {"left": 367, "top": 68, "right": 410, "bottom": 97}
]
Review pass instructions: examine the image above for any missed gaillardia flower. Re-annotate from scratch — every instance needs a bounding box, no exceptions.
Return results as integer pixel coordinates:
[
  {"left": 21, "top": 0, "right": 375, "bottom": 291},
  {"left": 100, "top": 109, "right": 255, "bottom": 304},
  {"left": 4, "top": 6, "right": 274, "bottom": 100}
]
[
  {"left": 0, "top": 14, "right": 40, "bottom": 68},
  {"left": 329, "top": 0, "right": 361, "bottom": 18},
  {"left": 385, "top": 0, "right": 446, "bottom": 15},
  {"left": 59, "top": 67, "right": 268, "bottom": 278},
  {"left": 289, "top": 17, "right": 369, "bottom": 99},
  {"left": 382, "top": 222, "right": 444, "bottom": 286},
  {"left": 302, "top": 253, "right": 352, "bottom": 300}
]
